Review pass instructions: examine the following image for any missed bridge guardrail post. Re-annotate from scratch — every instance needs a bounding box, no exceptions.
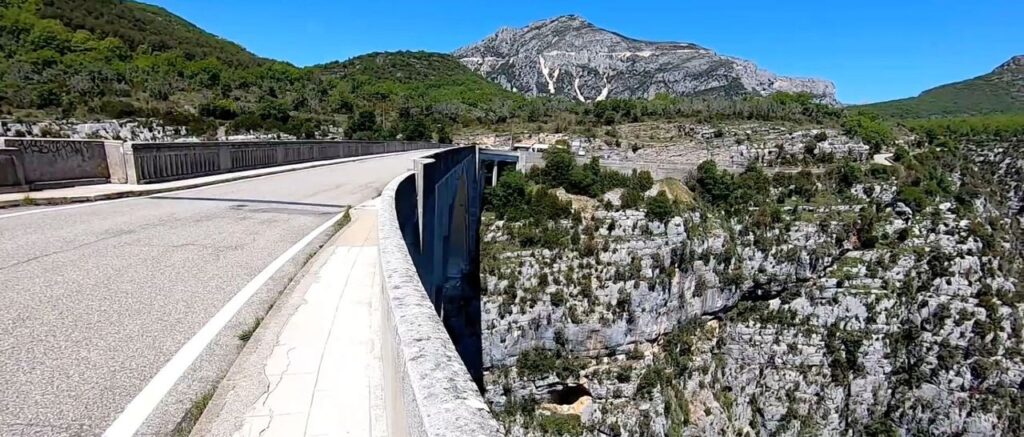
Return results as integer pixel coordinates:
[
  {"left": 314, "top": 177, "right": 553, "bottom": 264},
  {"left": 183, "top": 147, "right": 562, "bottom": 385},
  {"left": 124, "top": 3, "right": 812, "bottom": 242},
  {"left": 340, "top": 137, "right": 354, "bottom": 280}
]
[
  {"left": 104, "top": 141, "right": 128, "bottom": 184},
  {"left": 0, "top": 143, "right": 27, "bottom": 191},
  {"left": 123, "top": 142, "right": 142, "bottom": 184},
  {"left": 217, "top": 145, "right": 232, "bottom": 175},
  {"left": 275, "top": 144, "right": 287, "bottom": 166}
]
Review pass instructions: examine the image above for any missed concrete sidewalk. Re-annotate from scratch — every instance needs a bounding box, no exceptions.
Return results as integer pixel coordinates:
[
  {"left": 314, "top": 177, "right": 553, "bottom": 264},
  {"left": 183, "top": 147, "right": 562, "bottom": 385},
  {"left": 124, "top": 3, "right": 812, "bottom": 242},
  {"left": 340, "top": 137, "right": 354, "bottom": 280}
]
[
  {"left": 192, "top": 201, "right": 387, "bottom": 437},
  {"left": 0, "top": 152, "right": 415, "bottom": 209}
]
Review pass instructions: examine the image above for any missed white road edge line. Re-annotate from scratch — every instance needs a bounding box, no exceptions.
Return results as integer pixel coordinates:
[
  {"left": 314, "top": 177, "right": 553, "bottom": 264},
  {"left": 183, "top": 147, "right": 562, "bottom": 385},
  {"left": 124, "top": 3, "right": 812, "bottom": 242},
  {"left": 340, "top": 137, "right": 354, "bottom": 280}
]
[
  {"left": 0, "top": 195, "right": 136, "bottom": 220},
  {"left": 0, "top": 151, "right": 415, "bottom": 220},
  {"left": 102, "top": 209, "right": 348, "bottom": 437},
  {"left": 0, "top": 171, "right": 270, "bottom": 220}
]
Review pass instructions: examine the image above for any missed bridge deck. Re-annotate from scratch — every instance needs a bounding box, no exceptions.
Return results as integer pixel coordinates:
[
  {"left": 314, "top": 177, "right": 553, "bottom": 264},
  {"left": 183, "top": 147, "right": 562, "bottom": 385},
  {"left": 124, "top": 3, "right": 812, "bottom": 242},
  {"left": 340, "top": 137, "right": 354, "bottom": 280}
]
[
  {"left": 0, "top": 151, "right": 430, "bottom": 436},
  {"left": 0, "top": 152, "right": 415, "bottom": 209}
]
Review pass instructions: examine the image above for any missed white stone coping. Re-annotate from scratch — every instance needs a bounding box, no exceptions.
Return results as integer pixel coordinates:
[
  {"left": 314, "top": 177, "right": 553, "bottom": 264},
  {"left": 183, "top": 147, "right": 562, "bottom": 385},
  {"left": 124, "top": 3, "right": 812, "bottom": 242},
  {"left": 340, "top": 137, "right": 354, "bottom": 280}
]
[
  {"left": 0, "top": 137, "right": 106, "bottom": 143},
  {"left": 377, "top": 160, "right": 501, "bottom": 436}
]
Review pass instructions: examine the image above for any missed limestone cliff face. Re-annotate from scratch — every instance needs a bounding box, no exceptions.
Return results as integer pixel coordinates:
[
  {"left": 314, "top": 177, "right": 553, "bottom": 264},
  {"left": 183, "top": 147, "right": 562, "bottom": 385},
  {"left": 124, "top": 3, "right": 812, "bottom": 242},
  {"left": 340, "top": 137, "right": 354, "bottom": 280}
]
[
  {"left": 480, "top": 141, "right": 1024, "bottom": 436},
  {"left": 454, "top": 16, "right": 837, "bottom": 104},
  {"left": 0, "top": 119, "right": 337, "bottom": 142},
  {"left": 0, "top": 119, "right": 189, "bottom": 142}
]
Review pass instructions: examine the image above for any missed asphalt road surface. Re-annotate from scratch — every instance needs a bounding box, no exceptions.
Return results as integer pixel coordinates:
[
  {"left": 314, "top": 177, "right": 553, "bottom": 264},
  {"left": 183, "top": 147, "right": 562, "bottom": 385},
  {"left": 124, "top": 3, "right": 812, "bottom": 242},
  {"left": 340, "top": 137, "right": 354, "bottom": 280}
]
[{"left": 0, "top": 151, "right": 426, "bottom": 436}]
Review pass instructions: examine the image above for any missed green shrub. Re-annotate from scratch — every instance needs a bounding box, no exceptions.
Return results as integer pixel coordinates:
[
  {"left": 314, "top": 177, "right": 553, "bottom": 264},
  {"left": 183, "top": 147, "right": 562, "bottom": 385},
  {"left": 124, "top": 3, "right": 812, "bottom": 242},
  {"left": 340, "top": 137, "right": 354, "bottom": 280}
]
[
  {"left": 97, "top": 99, "right": 141, "bottom": 118},
  {"left": 771, "top": 169, "right": 818, "bottom": 202},
  {"left": 896, "top": 185, "right": 930, "bottom": 212},
  {"left": 283, "top": 116, "right": 320, "bottom": 139},
  {"left": 540, "top": 146, "right": 577, "bottom": 188},
  {"left": 893, "top": 146, "right": 912, "bottom": 163},
  {"left": 198, "top": 99, "right": 239, "bottom": 120},
  {"left": 645, "top": 191, "right": 674, "bottom": 222},
  {"left": 160, "top": 110, "right": 216, "bottom": 136},
  {"left": 516, "top": 348, "right": 581, "bottom": 380},
  {"left": 629, "top": 169, "right": 655, "bottom": 192},
  {"left": 536, "top": 414, "right": 583, "bottom": 436},
  {"left": 834, "top": 160, "right": 865, "bottom": 189},
  {"left": 689, "top": 160, "right": 734, "bottom": 206},
  {"left": 842, "top": 111, "right": 895, "bottom": 154},
  {"left": 732, "top": 163, "right": 770, "bottom": 205},
  {"left": 863, "top": 417, "right": 899, "bottom": 437},
  {"left": 398, "top": 116, "right": 430, "bottom": 141},
  {"left": 348, "top": 110, "right": 377, "bottom": 137},
  {"left": 486, "top": 171, "right": 529, "bottom": 220},
  {"left": 635, "top": 366, "right": 666, "bottom": 399},
  {"left": 620, "top": 188, "right": 644, "bottom": 210}
]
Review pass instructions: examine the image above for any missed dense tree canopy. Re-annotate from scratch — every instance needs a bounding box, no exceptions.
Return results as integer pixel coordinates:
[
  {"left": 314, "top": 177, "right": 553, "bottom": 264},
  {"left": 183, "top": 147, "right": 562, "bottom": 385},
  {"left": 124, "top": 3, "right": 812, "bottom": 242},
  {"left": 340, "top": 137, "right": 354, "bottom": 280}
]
[
  {"left": 37, "top": 0, "right": 266, "bottom": 67},
  {"left": 902, "top": 113, "right": 1024, "bottom": 141},
  {"left": 841, "top": 111, "right": 897, "bottom": 153}
]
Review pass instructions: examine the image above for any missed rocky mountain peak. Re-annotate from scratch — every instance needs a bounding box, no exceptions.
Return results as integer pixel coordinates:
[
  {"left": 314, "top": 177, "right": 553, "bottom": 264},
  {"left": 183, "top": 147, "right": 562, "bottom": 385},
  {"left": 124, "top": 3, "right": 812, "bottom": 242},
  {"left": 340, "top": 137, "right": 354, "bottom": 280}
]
[
  {"left": 995, "top": 55, "right": 1024, "bottom": 72},
  {"left": 454, "top": 16, "right": 837, "bottom": 104},
  {"left": 533, "top": 14, "right": 591, "bottom": 28}
]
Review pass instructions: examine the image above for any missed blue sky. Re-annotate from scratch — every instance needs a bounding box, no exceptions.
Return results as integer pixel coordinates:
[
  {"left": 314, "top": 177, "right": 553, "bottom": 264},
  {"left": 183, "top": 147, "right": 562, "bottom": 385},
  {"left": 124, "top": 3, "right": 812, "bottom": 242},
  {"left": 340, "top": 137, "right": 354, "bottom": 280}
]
[{"left": 149, "top": 0, "right": 1021, "bottom": 104}]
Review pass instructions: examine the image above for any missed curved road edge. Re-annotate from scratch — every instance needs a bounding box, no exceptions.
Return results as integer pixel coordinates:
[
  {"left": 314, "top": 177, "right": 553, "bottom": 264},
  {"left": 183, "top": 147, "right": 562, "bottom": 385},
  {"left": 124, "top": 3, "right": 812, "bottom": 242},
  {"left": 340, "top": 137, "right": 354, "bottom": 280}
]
[{"left": 0, "top": 150, "right": 420, "bottom": 212}]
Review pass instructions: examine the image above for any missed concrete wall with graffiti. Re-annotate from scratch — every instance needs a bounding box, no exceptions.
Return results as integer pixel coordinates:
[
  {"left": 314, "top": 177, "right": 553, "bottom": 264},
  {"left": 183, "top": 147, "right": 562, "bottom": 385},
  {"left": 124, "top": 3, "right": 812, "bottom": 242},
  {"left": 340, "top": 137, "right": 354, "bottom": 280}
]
[
  {"left": 7, "top": 139, "right": 110, "bottom": 183},
  {"left": 0, "top": 138, "right": 118, "bottom": 192}
]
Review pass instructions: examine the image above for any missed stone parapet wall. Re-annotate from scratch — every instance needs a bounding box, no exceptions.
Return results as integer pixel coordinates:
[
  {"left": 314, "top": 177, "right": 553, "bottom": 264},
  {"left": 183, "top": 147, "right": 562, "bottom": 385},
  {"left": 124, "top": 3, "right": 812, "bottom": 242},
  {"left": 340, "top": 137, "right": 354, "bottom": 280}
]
[
  {"left": 0, "top": 138, "right": 444, "bottom": 190},
  {"left": 377, "top": 146, "right": 500, "bottom": 437},
  {"left": 0, "top": 138, "right": 115, "bottom": 190}
]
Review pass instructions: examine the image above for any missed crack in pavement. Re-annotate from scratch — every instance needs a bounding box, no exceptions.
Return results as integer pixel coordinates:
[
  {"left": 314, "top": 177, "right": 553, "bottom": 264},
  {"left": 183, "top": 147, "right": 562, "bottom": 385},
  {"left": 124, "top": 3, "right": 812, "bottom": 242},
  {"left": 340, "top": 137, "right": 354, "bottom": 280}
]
[
  {"left": 252, "top": 344, "right": 297, "bottom": 436},
  {"left": 0, "top": 224, "right": 160, "bottom": 271},
  {"left": 125, "top": 239, "right": 255, "bottom": 252}
]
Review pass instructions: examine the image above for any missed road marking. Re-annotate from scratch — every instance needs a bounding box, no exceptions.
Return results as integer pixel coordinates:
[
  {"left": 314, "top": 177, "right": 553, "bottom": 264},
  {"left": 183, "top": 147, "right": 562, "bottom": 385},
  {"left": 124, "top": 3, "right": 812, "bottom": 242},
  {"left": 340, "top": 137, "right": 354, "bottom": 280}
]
[
  {"left": 0, "top": 167, "right": 320, "bottom": 220},
  {"left": 102, "top": 209, "right": 349, "bottom": 437},
  {"left": 0, "top": 196, "right": 137, "bottom": 220},
  {"left": 0, "top": 172, "right": 281, "bottom": 220}
]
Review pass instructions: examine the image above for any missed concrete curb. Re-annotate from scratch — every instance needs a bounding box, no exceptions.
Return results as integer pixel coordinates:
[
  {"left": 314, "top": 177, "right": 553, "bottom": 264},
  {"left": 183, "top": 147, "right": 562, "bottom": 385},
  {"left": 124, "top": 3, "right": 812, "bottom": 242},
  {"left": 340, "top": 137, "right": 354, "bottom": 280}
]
[
  {"left": 0, "top": 151, "right": 419, "bottom": 210},
  {"left": 187, "top": 206, "right": 356, "bottom": 437}
]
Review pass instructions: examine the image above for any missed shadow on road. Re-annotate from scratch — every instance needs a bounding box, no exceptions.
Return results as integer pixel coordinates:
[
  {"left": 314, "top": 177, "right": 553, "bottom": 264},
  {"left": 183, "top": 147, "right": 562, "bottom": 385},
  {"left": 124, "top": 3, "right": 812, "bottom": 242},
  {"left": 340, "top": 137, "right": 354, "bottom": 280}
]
[{"left": 148, "top": 196, "right": 345, "bottom": 209}]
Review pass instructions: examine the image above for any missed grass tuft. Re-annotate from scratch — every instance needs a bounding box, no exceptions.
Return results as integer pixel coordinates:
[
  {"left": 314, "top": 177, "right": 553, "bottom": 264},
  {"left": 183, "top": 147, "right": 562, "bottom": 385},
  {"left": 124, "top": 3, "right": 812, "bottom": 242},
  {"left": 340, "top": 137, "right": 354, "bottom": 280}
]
[
  {"left": 172, "top": 389, "right": 214, "bottom": 437},
  {"left": 237, "top": 317, "right": 263, "bottom": 342},
  {"left": 332, "top": 207, "right": 352, "bottom": 234}
]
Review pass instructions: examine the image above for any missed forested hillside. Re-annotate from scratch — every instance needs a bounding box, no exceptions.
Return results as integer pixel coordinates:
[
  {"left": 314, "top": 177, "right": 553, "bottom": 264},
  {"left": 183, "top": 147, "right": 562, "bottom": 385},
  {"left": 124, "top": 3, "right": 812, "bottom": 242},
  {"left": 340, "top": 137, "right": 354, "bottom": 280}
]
[
  {"left": 1, "top": 0, "right": 314, "bottom": 134},
  {"left": 0, "top": 0, "right": 509, "bottom": 139},
  {"left": 859, "top": 56, "right": 1024, "bottom": 120},
  {"left": 37, "top": 0, "right": 266, "bottom": 67},
  {"left": 314, "top": 52, "right": 520, "bottom": 110}
]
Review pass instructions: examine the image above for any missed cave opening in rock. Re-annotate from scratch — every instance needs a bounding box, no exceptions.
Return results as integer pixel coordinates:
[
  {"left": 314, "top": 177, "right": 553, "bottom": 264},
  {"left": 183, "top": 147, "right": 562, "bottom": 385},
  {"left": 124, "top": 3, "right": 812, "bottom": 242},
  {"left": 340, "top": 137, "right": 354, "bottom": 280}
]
[{"left": 548, "top": 384, "right": 592, "bottom": 405}]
